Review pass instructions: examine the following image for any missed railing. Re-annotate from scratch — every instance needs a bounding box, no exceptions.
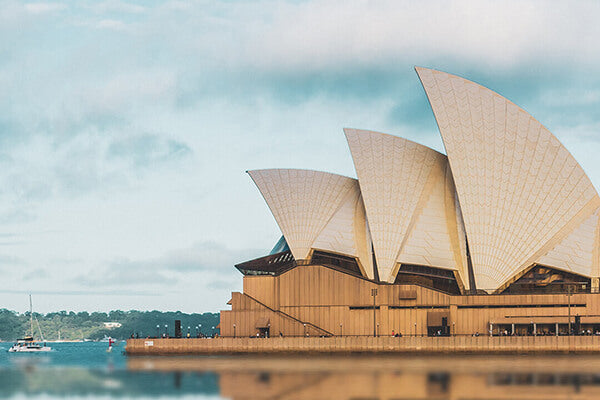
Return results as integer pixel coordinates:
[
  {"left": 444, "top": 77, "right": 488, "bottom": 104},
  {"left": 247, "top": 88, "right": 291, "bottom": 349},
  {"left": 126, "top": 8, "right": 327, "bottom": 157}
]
[{"left": 242, "top": 293, "right": 334, "bottom": 337}]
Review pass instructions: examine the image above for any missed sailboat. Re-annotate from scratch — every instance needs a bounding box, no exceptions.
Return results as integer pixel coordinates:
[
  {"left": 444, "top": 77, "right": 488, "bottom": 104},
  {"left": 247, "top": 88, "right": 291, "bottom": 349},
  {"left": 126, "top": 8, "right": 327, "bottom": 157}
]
[{"left": 8, "top": 295, "right": 52, "bottom": 353}]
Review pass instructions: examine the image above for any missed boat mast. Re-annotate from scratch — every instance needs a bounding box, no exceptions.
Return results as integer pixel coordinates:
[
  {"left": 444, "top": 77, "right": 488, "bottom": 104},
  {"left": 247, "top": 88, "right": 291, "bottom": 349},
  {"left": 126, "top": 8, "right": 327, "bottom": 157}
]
[{"left": 29, "top": 294, "right": 33, "bottom": 339}]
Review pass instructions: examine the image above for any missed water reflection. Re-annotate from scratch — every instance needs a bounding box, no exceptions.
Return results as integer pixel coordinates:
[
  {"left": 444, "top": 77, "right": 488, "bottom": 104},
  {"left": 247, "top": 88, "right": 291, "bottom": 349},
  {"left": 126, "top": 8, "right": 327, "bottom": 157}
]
[
  {"left": 4, "top": 349, "right": 600, "bottom": 398},
  {"left": 129, "top": 355, "right": 600, "bottom": 399},
  {"left": 0, "top": 367, "right": 219, "bottom": 397}
]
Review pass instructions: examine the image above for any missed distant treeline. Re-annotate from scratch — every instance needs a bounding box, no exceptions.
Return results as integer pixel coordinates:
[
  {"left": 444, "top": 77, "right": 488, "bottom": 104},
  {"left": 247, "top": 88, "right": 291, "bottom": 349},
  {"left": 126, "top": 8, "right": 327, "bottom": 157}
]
[{"left": 0, "top": 309, "right": 219, "bottom": 341}]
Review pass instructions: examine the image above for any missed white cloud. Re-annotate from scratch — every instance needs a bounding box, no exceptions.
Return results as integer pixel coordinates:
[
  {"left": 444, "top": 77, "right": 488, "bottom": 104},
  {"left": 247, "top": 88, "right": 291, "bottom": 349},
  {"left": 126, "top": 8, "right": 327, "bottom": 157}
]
[
  {"left": 24, "top": 2, "right": 66, "bottom": 14},
  {"left": 106, "top": 241, "right": 264, "bottom": 275},
  {"left": 96, "top": 18, "right": 127, "bottom": 30},
  {"left": 91, "top": 0, "right": 146, "bottom": 15},
  {"left": 86, "top": 70, "right": 177, "bottom": 111},
  {"left": 138, "top": 0, "right": 600, "bottom": 72}
]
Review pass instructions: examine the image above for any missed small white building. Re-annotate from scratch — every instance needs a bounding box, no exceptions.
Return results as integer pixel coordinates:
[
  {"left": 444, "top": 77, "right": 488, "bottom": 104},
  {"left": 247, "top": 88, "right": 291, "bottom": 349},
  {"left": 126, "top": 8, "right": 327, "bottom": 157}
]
[{"left": 103, "top": 322, "right": 122, "bottom": 329}]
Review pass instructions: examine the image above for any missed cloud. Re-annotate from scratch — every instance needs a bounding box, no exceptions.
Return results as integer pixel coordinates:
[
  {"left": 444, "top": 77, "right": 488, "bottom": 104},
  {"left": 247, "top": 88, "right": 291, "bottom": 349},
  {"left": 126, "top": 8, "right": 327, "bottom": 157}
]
[
  {"left": 123, "top": 0, "right": 598, "bottom": 74},
  {"left": 0, "top": 254, "right": 25, "bottom": 266},
  {"left": 21, "top": 268, "right": 49, "bottom": 280},
  {"left": 107, "top": 134, "right": 192, "bottom": 167},
  {"left": 77, "top": 262, "right": 179, "bottom": 288},
  {"left": 24, "top": 2, "right": 66, "bottom": 14},
  {"left": 96, "top": 19, "right": 127, "bottom": 31},
  {"left": 91, "top": 1, "right": 146, "bottom": 15},
  {"left": 0, "top": 208, "right": 37, "bottom": 224},
  {"left": 0, "top": 254, "right": 25, "bottom": 273},
  {"left": 159, "top": 241, "right": 264, "bottom": 272},
  {"left": 0, "top": 240, "right": 26, "bottom": 246},
  {"left": 5, "top": 171, "right": 53, "bottom": 202},
  {"left": 74, "top": 241, "right": 262, "bottom": 289},
  {"left": 0, "top": 128, "right": 191, "bottom": 204},
  {"left": 113, "top": 241, "right": 263, "bottom": 273},
  {"left": 207, "top": 278, "right": 238, "bottom": 290},
  {"left": 0, "top": 288, "right": 158, "bottom": 296}
]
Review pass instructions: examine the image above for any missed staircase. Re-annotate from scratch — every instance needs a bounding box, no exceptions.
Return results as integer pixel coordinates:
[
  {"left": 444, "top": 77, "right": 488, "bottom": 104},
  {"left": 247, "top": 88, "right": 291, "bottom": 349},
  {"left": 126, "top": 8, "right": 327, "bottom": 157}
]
[{"left": 242, "top": 293, "right": 334, "bottom": 337}]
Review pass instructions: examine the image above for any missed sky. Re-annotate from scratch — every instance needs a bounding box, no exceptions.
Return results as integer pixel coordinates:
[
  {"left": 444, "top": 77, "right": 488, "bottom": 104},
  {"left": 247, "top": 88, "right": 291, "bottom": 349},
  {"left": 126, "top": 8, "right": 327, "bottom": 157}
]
[{"left": 2, "top": 0, "right": 600, "bottom": 313}]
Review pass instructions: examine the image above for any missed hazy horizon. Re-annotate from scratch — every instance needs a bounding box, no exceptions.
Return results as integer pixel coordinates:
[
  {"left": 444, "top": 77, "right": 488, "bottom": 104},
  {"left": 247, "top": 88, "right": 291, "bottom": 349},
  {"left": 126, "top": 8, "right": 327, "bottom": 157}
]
[{"left": 0, "top": 305, "right": 220, "bottom": 314}]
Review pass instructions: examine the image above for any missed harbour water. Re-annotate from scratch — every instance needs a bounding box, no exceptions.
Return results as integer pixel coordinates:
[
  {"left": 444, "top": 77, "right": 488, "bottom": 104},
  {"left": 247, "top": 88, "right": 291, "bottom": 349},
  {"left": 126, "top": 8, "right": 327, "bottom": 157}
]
[
  {"left": 2, "top": 341, "right": 600, "bottom": 399},
  {"left": 0, "top": 342, "right": 218, "bottom": 399}
]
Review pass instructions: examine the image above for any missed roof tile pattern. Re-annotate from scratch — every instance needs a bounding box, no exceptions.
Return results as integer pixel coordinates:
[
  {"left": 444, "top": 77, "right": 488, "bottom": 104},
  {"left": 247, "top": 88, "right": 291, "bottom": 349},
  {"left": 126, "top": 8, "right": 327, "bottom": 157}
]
[
  {"left": 345, "top": 129, "right": 454, "bottom": 282},
  {"left": 538, "top": 210, "right": 599, "bottom": 277},
  {"left": 397, "top": 160, "right": 468, "bottom": 285},
  {"left": 354, "top": 195, "right": 375, "bottom": 279},
  {"left": 312, "top": 188, "right": 374, "bottom": 278},
  {"left": 416, "top": 67, "right": 600, "bottom": 291},
  {"left": 248, "top": 169, "right": 362, "bottom": 263},
  {"left": 452, "top": 186, "right": 470, "bottom": 290}
]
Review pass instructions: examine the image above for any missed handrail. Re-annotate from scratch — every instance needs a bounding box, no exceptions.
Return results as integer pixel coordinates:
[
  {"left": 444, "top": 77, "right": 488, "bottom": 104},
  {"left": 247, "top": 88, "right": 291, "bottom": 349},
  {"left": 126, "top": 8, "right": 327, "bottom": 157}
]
[{"left": 242, "top": 293, "right": 334, "bottom": 337}]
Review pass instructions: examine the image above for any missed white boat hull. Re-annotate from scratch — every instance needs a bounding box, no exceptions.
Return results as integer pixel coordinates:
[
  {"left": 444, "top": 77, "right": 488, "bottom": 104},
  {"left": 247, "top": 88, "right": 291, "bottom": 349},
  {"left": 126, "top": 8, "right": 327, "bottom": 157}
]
[
  {"left": 10, "top": 295, "right": 53, "bottom": 353},
  {"left": 8, "top": 344, "right": 52, "bottom": 353}
]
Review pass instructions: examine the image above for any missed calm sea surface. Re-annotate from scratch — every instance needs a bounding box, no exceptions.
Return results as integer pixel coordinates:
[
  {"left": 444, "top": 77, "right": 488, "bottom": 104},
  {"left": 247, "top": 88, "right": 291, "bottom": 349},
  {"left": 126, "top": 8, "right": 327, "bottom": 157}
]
[{"left": 2, "top": 341, "right": 600, "bottom": 399}]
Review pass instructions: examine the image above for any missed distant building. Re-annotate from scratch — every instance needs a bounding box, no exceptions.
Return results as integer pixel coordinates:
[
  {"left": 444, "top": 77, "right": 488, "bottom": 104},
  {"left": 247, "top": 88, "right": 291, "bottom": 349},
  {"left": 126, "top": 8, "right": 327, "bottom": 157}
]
[
  {"left": 103, "top": 322, "right": 122, "bottom": 329},
  {"left": 221, "top": 67, "right": 600, "bottom": 339}
]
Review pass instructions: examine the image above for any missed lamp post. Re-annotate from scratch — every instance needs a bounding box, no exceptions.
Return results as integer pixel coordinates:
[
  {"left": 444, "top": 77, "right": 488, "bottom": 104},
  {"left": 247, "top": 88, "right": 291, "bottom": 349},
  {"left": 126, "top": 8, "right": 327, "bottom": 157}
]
[
  {"left": 187, "top": 326, "right": 190, "bottom": 338},
  {"left": 233, "top": 323, "right": 236, "bottom": 338},
  {"left": 371, "top": 288, "right": 378, "bottom": 337},
  {"left": 568, "top": 284, "right": 572, "bottom": 335},
  {"left": 414, "top": 322, "right": 417, "bottom": 337},
  {"left": 156, "top": 325, "right": 159, "bottom": 338},
  {"left": 211, "top": 326, "right": 215, "bottom": 337},
  {"left": 303, "top": 323, "right": 307, "bottom": 337},
  {"left": 164, "top": 324, "right": 168, "bottom": 337},
  {"left": 199, "top": 324, "right": 202, "bottom": 337},
  {"left": 339, "top": 323, "right": 343, "bottom": 337},
  {"left": 376, "top": 323, "right": 379, "bottom": 337}
]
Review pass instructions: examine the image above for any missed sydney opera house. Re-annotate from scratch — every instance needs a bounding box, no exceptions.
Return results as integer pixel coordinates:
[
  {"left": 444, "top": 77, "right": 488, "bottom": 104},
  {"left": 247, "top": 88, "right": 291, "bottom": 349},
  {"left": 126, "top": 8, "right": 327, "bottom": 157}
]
[{"left": 220, "top": 67, "right": 600, "bottom": 338}]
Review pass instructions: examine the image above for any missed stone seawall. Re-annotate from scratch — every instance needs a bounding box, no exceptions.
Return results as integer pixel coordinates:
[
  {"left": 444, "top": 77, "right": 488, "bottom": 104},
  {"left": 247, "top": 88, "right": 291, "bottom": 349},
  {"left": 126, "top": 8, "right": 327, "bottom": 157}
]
[{"left": 126, "top": 336, "right": 600, "bottom": 355}]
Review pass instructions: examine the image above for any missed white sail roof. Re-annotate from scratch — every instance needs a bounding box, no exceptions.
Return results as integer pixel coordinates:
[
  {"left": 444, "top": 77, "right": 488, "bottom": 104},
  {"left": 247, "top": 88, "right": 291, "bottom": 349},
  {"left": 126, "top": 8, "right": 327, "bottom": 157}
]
[
  {"left": 345, "top": 129, "right": 468, "bottom": 284},
  {"left": 537, "top": 210, "right": 600, "bottom": 278},
  {"left": 396, "top": 160, "right": 469, "bottom": 290},
  {"left": 311, "top": 190, "right": 374, "bottom": 279},
  {"left": 248, "top": 169, "right": 372, "bottom": 276},
  {"left": 416, "top": 67, "right": 600, "bottom": 291}
]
